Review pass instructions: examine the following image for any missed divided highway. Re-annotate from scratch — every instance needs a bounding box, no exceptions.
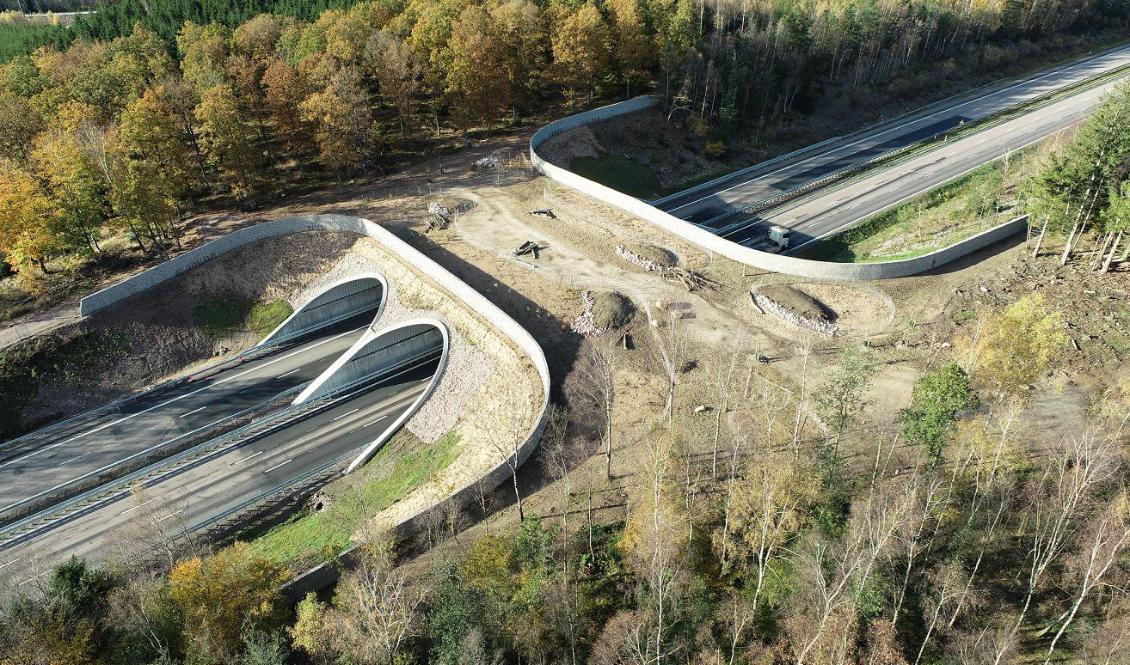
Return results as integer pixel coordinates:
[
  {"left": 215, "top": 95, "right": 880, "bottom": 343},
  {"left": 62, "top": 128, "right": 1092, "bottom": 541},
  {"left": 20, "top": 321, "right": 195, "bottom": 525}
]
[
  {"left": 0, "top": 316, "right": 374, "bottom": 522},
  {"left": 0, "top": 355, "right": 440, "bottom": 587},
  {"left": 739, "top": 73, "right": 1124, "bottom": 251},
  {"left": 658, "top": 43, "right": 1130, "bottom": 234}
]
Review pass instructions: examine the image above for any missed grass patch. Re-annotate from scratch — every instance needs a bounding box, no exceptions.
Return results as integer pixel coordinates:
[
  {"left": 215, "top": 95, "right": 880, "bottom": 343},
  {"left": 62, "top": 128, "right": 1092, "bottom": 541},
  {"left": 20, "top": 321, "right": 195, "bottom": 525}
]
[
  {"left": 192, "top": 297, "right": 292, "bottom": 341},
  {"left": 570, "top": 153, "right": 660, "bottom": 199},
  {"left": 799, "top": 147, "right": 1041, "bottom": 264},
  {"left": 247, "top": 430, "right": 461, "bottom": 567}
]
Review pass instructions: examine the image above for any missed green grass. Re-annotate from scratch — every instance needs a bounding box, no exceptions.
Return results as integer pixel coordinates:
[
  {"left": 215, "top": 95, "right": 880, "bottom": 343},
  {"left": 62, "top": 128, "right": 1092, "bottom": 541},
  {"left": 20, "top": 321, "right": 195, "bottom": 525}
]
[
  {"left": 570, "top": 153, "right": 660, "bottom": 199},
  {"left": 799, "top": 149, "right": 1038, "bottom": 264},
  {"left": 192, "top": 297, "right": 292, "bottom": 340},
  {"left": 247, "top": 430, "right": 462, "bottom": 566}
]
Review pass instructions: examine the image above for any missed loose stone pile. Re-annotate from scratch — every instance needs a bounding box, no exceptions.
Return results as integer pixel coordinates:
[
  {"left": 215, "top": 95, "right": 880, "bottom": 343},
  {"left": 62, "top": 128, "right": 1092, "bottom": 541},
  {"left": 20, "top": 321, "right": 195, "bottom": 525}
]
[
  {"left": 753, "top": 292, "right": 838, "bottom": 337},
  {"left": 570, "top": 290, "right": 605, "bottom": 336}
]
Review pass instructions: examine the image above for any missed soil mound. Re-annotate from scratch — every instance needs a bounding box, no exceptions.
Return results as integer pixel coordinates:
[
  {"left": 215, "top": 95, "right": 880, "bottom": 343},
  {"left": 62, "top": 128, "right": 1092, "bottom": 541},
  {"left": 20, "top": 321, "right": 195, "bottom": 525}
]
[
  {"left": 592, "top": 291, "right": 635, "bottom": 330},
  {"left": 759, "top": 285, "right": 835, "bottom": 323}
]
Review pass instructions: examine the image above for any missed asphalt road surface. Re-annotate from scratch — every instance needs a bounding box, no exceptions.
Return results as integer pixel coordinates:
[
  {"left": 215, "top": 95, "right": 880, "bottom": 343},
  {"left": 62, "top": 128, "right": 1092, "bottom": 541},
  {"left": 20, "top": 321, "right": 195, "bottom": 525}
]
[
  {"left": 0, "top": 316, "right": 375, "bottom": 521},
  {"left": 724, "top": 74, "right": 1123, "bottom": 250},
  {"left": 0, "top": 356, "right": 439, "bottom": 587},
  {"left": 658, "top": 43, "right": 1130, "bottom": 228}
]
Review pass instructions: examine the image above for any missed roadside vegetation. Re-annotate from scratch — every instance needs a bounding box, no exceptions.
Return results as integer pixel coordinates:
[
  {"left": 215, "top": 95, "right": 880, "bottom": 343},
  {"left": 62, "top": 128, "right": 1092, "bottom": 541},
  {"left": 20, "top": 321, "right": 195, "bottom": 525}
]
[
  {"left": 5, "top": 292, "right": 1130, "bottom": 664},
  {"left": 248, "top": 430, "right": 461, "bottom": 569},
  {"left": 802, "top": 145, "right": 1044, "bottom": 263},
  {"left": 192, "top": 297, "right": 292, "bottom": 341}
]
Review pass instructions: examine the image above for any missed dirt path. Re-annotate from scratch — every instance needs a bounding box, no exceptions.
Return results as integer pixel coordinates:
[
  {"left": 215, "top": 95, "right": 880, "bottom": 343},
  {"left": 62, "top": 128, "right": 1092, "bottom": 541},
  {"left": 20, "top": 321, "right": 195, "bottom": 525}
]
[{"left": 0, "top": 300, "right": 82, "bottom": 351}]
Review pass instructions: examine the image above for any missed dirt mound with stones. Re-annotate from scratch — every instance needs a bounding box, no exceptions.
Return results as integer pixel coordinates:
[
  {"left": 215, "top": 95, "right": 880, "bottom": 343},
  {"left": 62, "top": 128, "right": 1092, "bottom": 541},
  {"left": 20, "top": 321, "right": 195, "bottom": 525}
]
[
  {"left": 592, "top": 291, "right": 636, "bottom": 330},
  {"left": 759, "top": 285, "right": 834, "bottom": 323}
]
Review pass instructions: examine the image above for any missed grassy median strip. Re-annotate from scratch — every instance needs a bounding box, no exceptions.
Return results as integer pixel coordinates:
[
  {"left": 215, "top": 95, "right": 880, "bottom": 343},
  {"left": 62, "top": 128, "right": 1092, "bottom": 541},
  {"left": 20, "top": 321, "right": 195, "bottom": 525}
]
[
  {"left": 800, "top": 146, "right": 1042, "bottom": 263},
  {"left": 247, "top": 430, "right": 461, "bottom": 568}
]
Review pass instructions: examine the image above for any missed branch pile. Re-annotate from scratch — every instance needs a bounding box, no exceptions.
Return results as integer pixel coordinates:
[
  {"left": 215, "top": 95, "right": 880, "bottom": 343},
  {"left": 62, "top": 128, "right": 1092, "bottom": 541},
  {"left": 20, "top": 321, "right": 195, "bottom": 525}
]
[{"left": 615, "top": 245, "right": 719, "bottom": 292}]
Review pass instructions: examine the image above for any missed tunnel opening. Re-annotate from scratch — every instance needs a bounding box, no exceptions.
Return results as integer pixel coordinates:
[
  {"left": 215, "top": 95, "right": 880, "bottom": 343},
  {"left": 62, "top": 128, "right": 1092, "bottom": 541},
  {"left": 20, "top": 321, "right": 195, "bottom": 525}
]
[
  {"left": 259, "top": 274, "right": 387, "bottom": 348},
  {"left": 292, "top": 319, "right": 450, "bottom": 471}
]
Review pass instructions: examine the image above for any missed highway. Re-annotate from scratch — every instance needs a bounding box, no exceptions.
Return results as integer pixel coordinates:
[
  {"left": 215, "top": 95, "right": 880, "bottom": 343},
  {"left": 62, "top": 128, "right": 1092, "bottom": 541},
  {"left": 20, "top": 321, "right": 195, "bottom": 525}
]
[
  {"left": 658, "top": 43, "right": 1130, "bottom": 229},
  {"left": 727, "top": 74, "right": 1123, "bottom": 250},
  {"left": 0, "top": 315, "right": 375, "bottom": 522},
  {"left": 0, "top": 355, "right": 440, "bottom": 588}
]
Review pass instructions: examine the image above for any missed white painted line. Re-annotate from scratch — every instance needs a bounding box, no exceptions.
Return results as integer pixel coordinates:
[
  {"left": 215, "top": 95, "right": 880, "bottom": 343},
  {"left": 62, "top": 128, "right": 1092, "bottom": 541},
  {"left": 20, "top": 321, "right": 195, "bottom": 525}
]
[
  {"left": 232, "top": 450, "right": 264, "bottom": 465},
  {"left": 58, "top": 452, "right": 90, "bottom": 467},
  {"left": 19, "top": 570, "right": 49, "bottom": 586},
  {"left": 180, "top": 405, "right": 207, "bottom": 418},
  {"left": 666, "top": 48, "right": 1130, "bottom": 215},
  {"left": 262, "top": 459, "right": 292, "bottom": 474},
  {"left": 156, "top": 510, "right": 182, "bottom": 523},
  {"left": 332, "top": 408, "right": 361, "bottom": 422},
  {"left": 277, "top": 368, "right": 301, "bottom": 378},
  {"left": 0, "top": 326, "right": 370, "bottom": 514},
  {"left": 0, "top": 325, "right": 364, "bottom": 471},
  {"left": 357, "top": 415, "right": 389, "bottom": 430},
  {"left": 0, "top": 559, "right": 18, "bottom": 570},
  {"left": 118, "top": 496, "right": 158, "bottom": 516}
]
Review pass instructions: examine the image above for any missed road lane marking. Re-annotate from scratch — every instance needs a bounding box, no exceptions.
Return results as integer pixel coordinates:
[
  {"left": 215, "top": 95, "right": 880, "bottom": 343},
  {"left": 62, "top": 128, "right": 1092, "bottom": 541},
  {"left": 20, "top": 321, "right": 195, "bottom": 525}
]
[
  {"left": 356, "top": 415, "right": 389, "bottom": 431},
  {"left": 277, "top": 368, "right": 301, "bottom": 378},
  {"left": 58, "top": 451, "right": 91, "bottom": 467},
  {"left": 180, "top": 405, "right": 207, "bottom": 417},
  {"left": 665, "top": 48, "right": 1130, "bottom": 215},
  {"left": 156, "top": 510, "right": 182, "bottom": 523},
  {"left": 232, "top": 450, "right": 264, "bottom": 465},
  {"left": 0, "top": 325, "right": 366, "bottom": 470},
  {"left": 0, "top": 326, "right": 372, "bottom": 514},
  {"left": 262, "top": 459, "right": 292, "bottom": 474},
  {"left": 332, "top": 408, "right": 360, "bottom": 422},
  {"left": 118, "top": 496, "right": 158, "bottom": 516}
]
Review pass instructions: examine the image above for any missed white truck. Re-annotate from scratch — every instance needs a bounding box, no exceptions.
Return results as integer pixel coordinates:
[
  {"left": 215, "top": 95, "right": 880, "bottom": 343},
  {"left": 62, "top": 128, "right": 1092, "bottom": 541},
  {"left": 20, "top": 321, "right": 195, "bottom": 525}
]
[{"left": 766, "top": 225, "right": 791, "bottom": 253}]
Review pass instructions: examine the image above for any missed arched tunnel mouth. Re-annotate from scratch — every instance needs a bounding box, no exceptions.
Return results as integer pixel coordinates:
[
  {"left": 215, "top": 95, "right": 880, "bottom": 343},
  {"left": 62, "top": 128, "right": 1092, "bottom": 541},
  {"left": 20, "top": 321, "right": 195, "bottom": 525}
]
[
  {"left": 259, "top": 274, "right": 388, "bottom": 348},
  {"left": 293, "top": 319, "right": 451, "bottom": 472}
]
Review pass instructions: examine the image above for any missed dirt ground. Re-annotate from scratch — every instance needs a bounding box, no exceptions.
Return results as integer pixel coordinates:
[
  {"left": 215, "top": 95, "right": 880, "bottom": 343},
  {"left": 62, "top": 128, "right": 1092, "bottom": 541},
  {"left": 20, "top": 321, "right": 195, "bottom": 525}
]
[{"left": 5, "top": 128, "right": 1125, "bottom": 568}]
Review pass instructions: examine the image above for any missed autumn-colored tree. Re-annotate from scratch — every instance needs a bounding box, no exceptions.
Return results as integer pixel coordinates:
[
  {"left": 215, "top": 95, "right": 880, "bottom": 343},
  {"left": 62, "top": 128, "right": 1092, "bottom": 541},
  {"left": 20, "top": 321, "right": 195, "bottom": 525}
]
[
  {"left": 300, "top": 66, "right": 376, "bottom": 181},
  {"left": 233, "top": 14, "right": 283, "bottom": 63},
  {"left": 365, "top": 31, "right": 420, "bottom": 136},
  {"left": 30, "top": 125, "right": 108, "bottom": 257},
  {"left": 194, "top": 83, "right": 265, "bottom": 201},
  {"left": 0, "top": 159, "right": 59, "bottom": 274},
  {"left": 444, "top": 4, "right": 504, "bottom": 132},
  {"left": 606, "top": 0, "right": 652, "bottom": 96},
  {"left": 550, "top": 2, "right": 610, "bottom": 102},
  {"left": 958, "top": 294, "right": 1067, "bottom": 399},
  {"left": 0, "top": 92, "right": 42, "bottom": 163},
  {"left": 167, "top": 542, "right": 291, "bottom": 662},
  {"left": 177, "top": 22, "right": 230, "bottom": 94},
  {"left": 488, "top": 0, "right": 546, "bottom": 112},
  {"left": 262, "top": 58, "right": 310, "bottom": 155}
]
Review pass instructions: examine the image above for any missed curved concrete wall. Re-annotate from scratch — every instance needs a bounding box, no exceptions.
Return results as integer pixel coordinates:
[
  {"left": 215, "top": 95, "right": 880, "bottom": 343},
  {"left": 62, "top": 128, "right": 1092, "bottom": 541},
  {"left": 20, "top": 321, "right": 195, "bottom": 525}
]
[
  {"left": 260, "top": 273, "right": 388, "bottom": 347},
  {"left": 80, "top": 214, "right": 552, "bottom": 531},
  {"left": 529, "top": 96, "right": 1028, "bottom": 280}
]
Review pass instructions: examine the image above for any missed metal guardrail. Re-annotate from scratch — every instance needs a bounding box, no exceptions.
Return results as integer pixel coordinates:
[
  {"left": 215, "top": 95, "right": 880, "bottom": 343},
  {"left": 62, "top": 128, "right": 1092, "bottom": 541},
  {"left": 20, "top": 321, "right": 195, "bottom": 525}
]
[
  {"left": 0, "top": 348, "right": 442, "bottom": 551},
  {"left": 704, "top": 59, "right": 1130, "bottom": 234},
  {"left": 650, "top": 42, "right": 1130, "bottom": 213}
]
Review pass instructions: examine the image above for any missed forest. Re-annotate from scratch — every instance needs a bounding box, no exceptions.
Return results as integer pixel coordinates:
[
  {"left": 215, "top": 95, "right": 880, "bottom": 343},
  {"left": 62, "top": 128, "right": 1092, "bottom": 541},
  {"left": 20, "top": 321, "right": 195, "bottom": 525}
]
[
  {"left": 1, "top": 288, "right": 1127, "bottom": 664},
  {"left": 0, "top": 0, "right": 1128, "bottom": 294},
  {"left": 1, "top": 1, "right": 1130, "bottom": 663}
]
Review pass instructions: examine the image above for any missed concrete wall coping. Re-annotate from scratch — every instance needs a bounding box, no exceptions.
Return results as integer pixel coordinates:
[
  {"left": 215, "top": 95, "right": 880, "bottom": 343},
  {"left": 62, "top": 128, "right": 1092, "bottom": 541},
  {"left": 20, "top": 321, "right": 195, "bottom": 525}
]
[
  {"left": 529, "top": 96, "right": 1027, "bottom": 280},
  {"left": 79, "top": 216, "right": 551, "bottom": 592}
]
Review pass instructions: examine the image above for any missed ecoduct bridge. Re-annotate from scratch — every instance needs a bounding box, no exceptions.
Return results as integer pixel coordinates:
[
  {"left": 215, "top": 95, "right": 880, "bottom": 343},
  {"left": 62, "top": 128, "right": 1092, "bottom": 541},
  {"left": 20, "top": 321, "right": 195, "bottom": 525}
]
[{"left": 258, "top": 273, "right": 449, "bottom": 471}]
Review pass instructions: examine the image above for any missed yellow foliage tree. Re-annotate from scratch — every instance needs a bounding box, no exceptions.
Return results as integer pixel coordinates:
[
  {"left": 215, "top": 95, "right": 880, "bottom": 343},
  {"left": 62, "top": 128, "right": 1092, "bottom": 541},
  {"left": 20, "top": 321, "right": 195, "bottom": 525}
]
[
  {"left": 959, "top": 294, "right": 1068, "bottom": 398},
  {"left": 168, "top": 541, "right": 291, "bottom": 662}
]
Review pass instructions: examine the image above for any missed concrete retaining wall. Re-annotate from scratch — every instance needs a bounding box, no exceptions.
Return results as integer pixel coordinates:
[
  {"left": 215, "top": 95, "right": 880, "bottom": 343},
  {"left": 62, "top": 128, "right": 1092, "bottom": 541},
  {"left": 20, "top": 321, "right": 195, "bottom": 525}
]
[
  {"left": 80, "top": 216, "right": 552, "bottom": 594},
  {"left": 529, "top": 96, "right": 1028, "bottom": 280}
]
